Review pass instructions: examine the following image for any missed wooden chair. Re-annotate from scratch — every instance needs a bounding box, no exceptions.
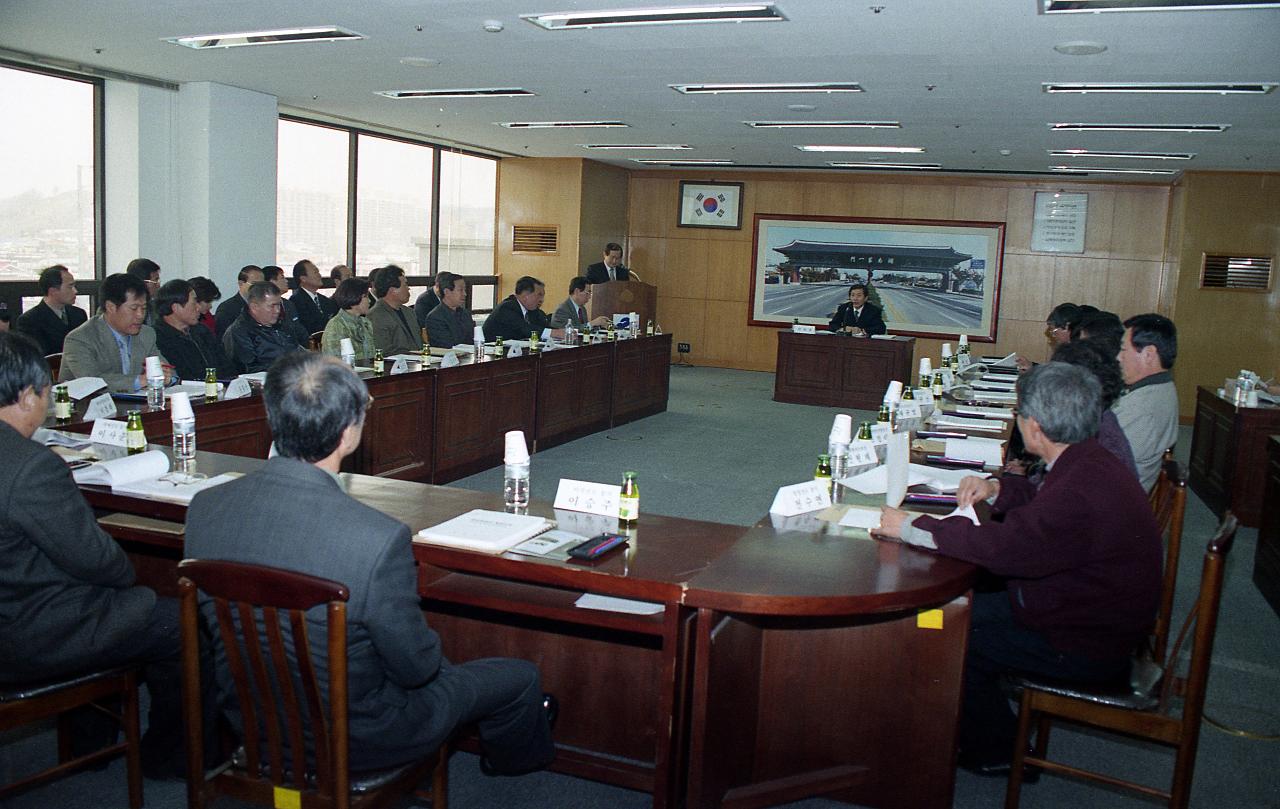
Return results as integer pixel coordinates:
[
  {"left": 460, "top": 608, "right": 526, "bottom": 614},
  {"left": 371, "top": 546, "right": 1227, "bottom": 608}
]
[
  {"left": 309, "top": 331, "right": 324, "bottom": 351},
  {"left": 1005, "top": 513, "right": 1239, "bottom": 809},
  {"left": 1148, "top": 458, "right": 1188, "bottom": 663},
  {"left": 178, "top": 559, "right": 448, "bottom": 809},
  {"left": 0, "top": 666, "right": 143, "bottom": 808},
  {"left": 44, "top": 352, "right": 62, "bottom": 377}
]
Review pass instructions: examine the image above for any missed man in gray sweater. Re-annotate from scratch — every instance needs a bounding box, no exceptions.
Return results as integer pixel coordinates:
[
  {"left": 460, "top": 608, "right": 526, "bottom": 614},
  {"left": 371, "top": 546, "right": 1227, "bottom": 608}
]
[{"left": 1113, "top": 313, "right": 1179, "bottom": 491}]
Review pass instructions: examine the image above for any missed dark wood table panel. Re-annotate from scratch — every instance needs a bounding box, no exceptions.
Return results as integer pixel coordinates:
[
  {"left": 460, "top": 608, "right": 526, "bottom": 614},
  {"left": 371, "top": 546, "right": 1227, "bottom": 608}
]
[
  {"left": 774, "top": 331, "right": 916, "bottom": 411},
  {"left": 613, "top": 334, "right": 673, "bottom": 426},
  {"left": 1188, "top": 385, "right": 1280, "bottom": 527},
  {"left": 349, "top": 370, "right": 435, "bottom": 481},
  {"left": 536, "top": 344, "right": 615, "bottom": 449}
]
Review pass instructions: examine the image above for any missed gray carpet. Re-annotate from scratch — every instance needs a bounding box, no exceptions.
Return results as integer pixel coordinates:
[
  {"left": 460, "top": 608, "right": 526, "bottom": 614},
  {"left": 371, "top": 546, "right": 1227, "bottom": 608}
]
[{"left": 4, "top": 366, "right": 1278, "bottom": 808}]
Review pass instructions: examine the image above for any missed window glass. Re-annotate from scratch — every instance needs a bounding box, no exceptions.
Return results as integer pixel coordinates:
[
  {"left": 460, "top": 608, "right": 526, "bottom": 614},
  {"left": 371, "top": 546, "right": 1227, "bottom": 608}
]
[
  {"left": 355, "top": 134, "right": 433, "bottom": 276},
  {"left": 438, "top": 151, "right": 497, "bottom": 276},
  {"left": 276, "top": 119, "right": 349, "bottom": 273},
  {"left": 0, "top": 65, "right": 96, "bottom": 282}
]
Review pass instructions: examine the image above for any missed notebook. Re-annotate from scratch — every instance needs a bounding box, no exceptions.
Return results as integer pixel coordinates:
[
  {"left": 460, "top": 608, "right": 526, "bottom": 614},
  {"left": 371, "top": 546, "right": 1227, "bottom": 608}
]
[{"left": 414, "top": 509, "right": 556, "bottom": 554}]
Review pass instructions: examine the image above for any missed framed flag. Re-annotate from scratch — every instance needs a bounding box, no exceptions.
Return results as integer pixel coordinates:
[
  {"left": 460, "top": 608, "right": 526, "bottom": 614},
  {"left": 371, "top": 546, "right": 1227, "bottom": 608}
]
[{"left": 677, "top": 181, "right": 744, "bottom": 229}]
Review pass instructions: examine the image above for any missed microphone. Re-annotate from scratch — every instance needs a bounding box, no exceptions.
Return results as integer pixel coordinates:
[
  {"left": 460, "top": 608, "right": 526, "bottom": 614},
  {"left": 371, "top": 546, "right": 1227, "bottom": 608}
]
[{"left": 625, "top": 268, "right": 642, "bottom": 282}]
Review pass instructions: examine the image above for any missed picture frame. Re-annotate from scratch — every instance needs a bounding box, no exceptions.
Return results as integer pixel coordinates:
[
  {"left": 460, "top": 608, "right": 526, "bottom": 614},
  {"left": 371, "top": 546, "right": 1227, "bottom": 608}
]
[
  {"left": 677, "top": 181, "right": 744, "bottom": 229},
  {"left": 748, "top": 213, "right": 1006, "bottom": 342}
]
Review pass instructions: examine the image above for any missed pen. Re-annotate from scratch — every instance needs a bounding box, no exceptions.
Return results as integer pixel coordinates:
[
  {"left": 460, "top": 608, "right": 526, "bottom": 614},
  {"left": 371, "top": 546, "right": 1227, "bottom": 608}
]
[
  {"left": 917, "top": 431, "right": 967, "bottom": 439},
  {"left": 925, "top": 455, "right": 986, "bottom": 468}
]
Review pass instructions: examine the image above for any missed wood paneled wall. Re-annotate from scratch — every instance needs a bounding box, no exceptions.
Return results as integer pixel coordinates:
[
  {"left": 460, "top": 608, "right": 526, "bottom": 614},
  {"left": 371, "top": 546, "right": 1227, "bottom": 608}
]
[{"left": 627, "top": 171, "right": 1173, "bottom": 376}]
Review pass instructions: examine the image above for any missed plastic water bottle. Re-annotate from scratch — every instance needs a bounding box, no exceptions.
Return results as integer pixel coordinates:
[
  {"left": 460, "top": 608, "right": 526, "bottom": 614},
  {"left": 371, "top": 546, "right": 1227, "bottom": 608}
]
[
  {"left": 170, "top": 392, "right": 196, "bottom": 461},
  {"left": 503, "top": 430, "right": 530, "bottom": 508}
]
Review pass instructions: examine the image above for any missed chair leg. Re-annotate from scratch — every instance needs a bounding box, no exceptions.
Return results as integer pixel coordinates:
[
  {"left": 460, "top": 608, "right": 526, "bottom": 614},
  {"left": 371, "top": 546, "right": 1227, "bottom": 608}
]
[
  {"left": 1033, "top": 713, "right": 1051, "bottom": 758},
  {"left": 1004, "top": 691, "right": 1036, "bottom": 809},
  {"left": 432, "top": 745, "right": 449, "bottom": 809},
  {"left": 121, "top": 673, "right": 143, "bottom": 809},
  {"left": 1168, "top": 740, "right": 1197, "bottom": 809}
]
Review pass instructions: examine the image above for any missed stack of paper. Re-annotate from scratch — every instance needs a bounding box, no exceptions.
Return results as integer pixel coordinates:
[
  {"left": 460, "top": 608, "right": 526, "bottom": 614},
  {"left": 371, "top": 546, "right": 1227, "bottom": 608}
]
[
  {"left": 72, "top": 450, "right": 236, "bottom": 503},
  {"left": 930, "top": 413, "right": 1006, "bottom": 432},
  {"left": 169, "top": 381, "right": 222, "bottom": 398},
  {"left": 842, "top": 462, "right": 984, "bottom": 495},
  {"left": 414, "top": 509, "right": 556, "bottom": 554}
]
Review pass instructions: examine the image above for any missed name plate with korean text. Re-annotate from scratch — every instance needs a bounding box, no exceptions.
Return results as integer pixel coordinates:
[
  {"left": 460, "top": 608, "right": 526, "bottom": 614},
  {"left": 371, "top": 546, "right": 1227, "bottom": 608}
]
[
  {"left": 769, "top": 479, "right": 833, "bottom": 517},
  {"left": 554, "top": 478, "right": 621, "bottom": 517}
]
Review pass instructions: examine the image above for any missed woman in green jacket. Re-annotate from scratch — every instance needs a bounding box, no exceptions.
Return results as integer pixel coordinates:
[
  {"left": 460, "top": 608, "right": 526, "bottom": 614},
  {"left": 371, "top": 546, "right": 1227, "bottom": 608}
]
[{"left": 321, "top": 278, "right": 377, "bottom": 359}]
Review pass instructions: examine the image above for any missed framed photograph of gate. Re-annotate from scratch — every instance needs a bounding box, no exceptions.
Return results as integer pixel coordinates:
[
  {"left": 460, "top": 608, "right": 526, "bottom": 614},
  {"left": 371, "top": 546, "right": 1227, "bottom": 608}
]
[{"left": 749, "top": 213, "right": 1006, "bottom": 342}]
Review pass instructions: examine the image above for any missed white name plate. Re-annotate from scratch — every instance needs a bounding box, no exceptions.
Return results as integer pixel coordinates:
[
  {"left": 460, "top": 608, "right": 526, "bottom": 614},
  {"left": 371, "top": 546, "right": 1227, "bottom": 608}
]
[
  {"left": 83, "top": 392, "right": 117, "bottom": 422},
  {"left": 389, "top": 357, "right": 409, "bottom": 375},
  {"left": 915, "top": 388, "right": 935, "bottom": 407},
  {"left": 440, "top": 351, "right": 461, "bottom": 368},
  {"left": 847, "top": 442, "right": 878, "bottom": 467},
  {"left": 769, "top": 479, "right": 833, "bottom": 517},
  {"left": 89, "top": 418, "right": 129, "bottom": 447},
  {"left": 870, "top": 423, "right": 892, "bottom": 444},
  {"left": 957, "top": 353, "right": 972, "bottom": 370},
  {"left": 224, "top": 378, "right": 252, "bottom": 399},
  {"left": 791, "top": 324, "right": 817, "bottom": 334},
  {"left": 896, "top": 401, "right": 922, "bottom": 420},
  {"left": 554, "top": 478, "right": 621, "bottom": 517}
]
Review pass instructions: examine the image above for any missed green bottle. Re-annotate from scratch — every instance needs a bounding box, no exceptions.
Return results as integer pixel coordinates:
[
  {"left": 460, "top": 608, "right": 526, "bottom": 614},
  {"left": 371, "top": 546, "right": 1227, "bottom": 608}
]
[
  {"left": 125, "top": 410, "right": 146, "bottom": 455},
  {"left": 857, "top": 421, "right": 873, "bottom": 441},
  {"left": 814, "top": 454, "right": 832, "bottom": 481},
  {"left": 619, "top": 471, "right": 640, "bottom": 523},
  {"left": 373, "top": 349, "right": 385, "bottom": 375},
  {"left": 901, "top": 385, "right": 915, "bottom": 401},
  {"left": 877, "top": 403, "right": 891, "bottom": 423},
  {"left": 54, "top": 385, "right": 73, "bottom": 423},
  {"left": 204, "top": 367, "right": 218, "bottom": 403}
]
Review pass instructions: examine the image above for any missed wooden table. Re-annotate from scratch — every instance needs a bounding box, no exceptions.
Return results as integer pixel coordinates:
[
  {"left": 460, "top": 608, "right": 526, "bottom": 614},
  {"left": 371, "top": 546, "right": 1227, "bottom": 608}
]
[
  {"left": 774, "top": 331, "right": 916, "bottom": 411},
  {"left": 1188, "top": 385, "right": 1280, "bottom": 527}
]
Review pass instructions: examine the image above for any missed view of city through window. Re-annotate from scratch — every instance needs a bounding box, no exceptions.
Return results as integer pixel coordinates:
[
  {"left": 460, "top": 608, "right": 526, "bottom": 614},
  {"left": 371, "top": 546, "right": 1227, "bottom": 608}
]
[
  {"left": 0, "top": 65, "right": 96, "bottom": 282},
  {"left": 276, "top": 119, "right": 349, "bottom": 273},
  {"left": 355, "top": 133, "right": 433, "bottom": 275},
  {"left": 439, "top": 150, "right": 497, "bottom": 279}
]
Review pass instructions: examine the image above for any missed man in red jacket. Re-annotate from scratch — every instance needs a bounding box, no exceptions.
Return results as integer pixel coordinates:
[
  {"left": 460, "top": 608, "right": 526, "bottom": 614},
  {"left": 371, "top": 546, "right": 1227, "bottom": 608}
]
[{"left": 880, "top": 362, "right": 1162, "bottom": 774}]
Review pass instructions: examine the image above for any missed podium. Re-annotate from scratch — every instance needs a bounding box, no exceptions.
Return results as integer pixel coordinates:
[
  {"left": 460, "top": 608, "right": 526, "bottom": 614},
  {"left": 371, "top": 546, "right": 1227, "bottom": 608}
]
[{"left": 589, "top": 280, "right": 657, "bottom": 329}]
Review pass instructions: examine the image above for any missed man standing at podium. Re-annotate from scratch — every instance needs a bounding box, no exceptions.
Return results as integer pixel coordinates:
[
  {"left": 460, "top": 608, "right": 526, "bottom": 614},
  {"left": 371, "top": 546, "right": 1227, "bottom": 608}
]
[{"left": 585, "top": 242, "right": 631, "bottom": 284}]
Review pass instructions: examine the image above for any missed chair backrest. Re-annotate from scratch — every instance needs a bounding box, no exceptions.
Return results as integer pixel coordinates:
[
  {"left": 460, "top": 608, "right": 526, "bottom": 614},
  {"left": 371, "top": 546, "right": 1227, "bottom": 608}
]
[
  {"left": 45, "top": 353, "right": 62, "bottom": 378},
  {"left": 1149, "top": 458, "right": 1188, "bottom": 660},
  {"left": 1160, "top": 513, "right": 1237, "bottom": 746},
  {"left": 178, "top": 559, "right": 351, "bottom": 802},
  {"left": 309, "top": 331, "right": 324, "bottom": 351}
]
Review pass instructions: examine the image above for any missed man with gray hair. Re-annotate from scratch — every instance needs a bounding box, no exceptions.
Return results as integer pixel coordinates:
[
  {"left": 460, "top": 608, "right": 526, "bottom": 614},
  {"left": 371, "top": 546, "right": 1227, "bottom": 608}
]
[
  {"left": 878, "top": 362, "right": 1162, "bottom": 775},
  {"left": 185, "top": 352, "right": 555, "bottom": 775}
]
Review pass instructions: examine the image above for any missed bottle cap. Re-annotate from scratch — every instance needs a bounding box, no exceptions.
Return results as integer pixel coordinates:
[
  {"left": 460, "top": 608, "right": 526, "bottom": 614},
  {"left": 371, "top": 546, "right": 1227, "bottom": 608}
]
[
  {"left": 339, "top": 337, "right": 355, "bottom": 356},
  {"left": 941, "top": 343, "right": 953, "bottom": 358},
  {"left": 504, "top": 430, "right": 530, "bottom": 464},
  {"left": 145, "top": 355, "right": 164, "bottom": 378},
  {"left": 829, "top": 413, "right": 853, "bottom": 444},
  {"left": 169, "top": 391, "right": 195, "bottom": 421},
  {"left": 919, "top": 357, "right": 932, "bottom": 375}
]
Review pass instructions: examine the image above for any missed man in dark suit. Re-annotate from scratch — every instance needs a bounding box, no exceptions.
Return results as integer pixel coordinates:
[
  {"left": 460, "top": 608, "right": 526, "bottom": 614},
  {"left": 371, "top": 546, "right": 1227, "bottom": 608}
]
[
  {"left": 289, "top": 259, "right": 338, "bottom": 335},
  {"left": 214, "top": 265, "right": 264, "bottom": 337},
  {"left": 153, "top": 279, "right": 236, "bottom": 380},
  {"left": 185, "top": 352, "right": 555, "bottom": 774},
  {"left": 827, "top": 283, "right": 887, "bottom": 336},
  {"left": 550, "top": 276, "right": 612, "bottom": 331},
  {"left": 0, "top": 331, "right": 188, "bottom": 776},
  {"left": 262, "top": 265, "right": 311, "bottom": 347},
  {"left": 423, "top": 272, "right": 474, "bottom": 348},
  {"left": 414, "top": 279, "right": 442, "bottom": 330},
  {"left": 223, "top": 282, "right": 305, "bottom": 373},
  {"left": 483, "top": 275, "right": 559, "bottom": 342},
  {"left": 584, "top": 242, "right": 631, "bottom": 284},
  {"left": 16, "top": 265, "right": 88, "bottom": 355}
]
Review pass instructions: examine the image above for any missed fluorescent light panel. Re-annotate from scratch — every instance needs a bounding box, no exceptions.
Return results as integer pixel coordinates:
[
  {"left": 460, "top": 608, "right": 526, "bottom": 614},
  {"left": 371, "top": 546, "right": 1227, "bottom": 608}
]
[
  {"left": 796, "top": 145, "right": 924, "bottom": 153},
  {"left": 672, "top": 82, "right": 863, "bottom": 94},
  {"left": 632, "top": 159, "right": 736, "bottom": 165},
  {"left": 523, "top": 3, "right": 786, "bottom": 28},
  {"left": 1043, "top": 0, "right": 1280, "bottom": 12},
  {"left": 165, "top": 26, "right": 363, "bottom": 49},
  {"left": 498, "top": 121, "right": 627, "bottom": 128},
  {"left": 1050, "top": 122, "right": 1230, "bottom": 133},
  {"left": 1043, "top": 82, "right": 1276, "bottom": 94},
  {"left": 828, "top": 162, "right": 941, "bottom": 170},
  {"left": 1050, "top": 165, "right": 1180, "bottom": 175},
  {"left": 745, "top": 120, "right": 899, "bottom": 129},
  {"left": 579, "top": 143, "right": 692, "bottom": 150},
  {"left": 377, "top": 88, "right": 535, "bottom": 99},
  {"left": 1049, "top": 149, "right": 1195, "bottom": 159}
]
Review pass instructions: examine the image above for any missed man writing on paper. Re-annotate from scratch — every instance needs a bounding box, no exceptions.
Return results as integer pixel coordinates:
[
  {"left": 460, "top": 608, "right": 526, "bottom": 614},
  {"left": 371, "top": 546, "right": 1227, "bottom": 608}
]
[
  {"left": 551, "top": 276, "right": 612, "bottom": 332},
  {"left": 1113, "top": 313, "right": 1180, "bottom": 492},
  {"left": 185, "top": 352, "right": 556, "bottom": 775},
  {"left": 877, "top": 363, "right": 1161, "bottom": 775},
  {"left": 0, "top": 331, "right": 192, "bottom": 778},
  {"left": 827, "top": 284, "right": 886, "bottom": 337},
  {"left": 60, "top": 272, "right": 175, "bottom": 392}
]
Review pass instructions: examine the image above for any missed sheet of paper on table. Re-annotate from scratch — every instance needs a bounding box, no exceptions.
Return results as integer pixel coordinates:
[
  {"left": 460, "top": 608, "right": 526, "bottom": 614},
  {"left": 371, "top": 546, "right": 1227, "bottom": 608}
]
[{"left": 575, "top": 594, "right": 664, "bottom": 615}]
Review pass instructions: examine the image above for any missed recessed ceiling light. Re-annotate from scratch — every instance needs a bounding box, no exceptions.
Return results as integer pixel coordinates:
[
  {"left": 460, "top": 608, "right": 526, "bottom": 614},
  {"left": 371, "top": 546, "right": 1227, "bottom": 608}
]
[
  {"left": 579, "top": 144, "right": 693, "bottom": 150},
  {"left": 164, "top": 26, "right": 364, "bottom": 49},
  {"left": 632, "top": 159, "right": 736, "bottom": 165},
  {"left": 398, "top": 57, "right": 441, "bottom": 68},
  {"left": 523, "top": 4, "right": 786, "bottom": 29},
  {"left": 1043, "top": 82, "right": 1277, "bottom": 94},
  {"left": 828, "top": 162, "right": 941, "bottom": 170},
  {"left": 745, "top": 120, "right": 899, "bottom": 129},
  {"left": 1042, "top": 0, "right": 1280, "bottom": 12},
  {"left": 1049, "top": 122, "right": 1231, "bottom": 133},
  {"left": 1053, "top": 40, "right": 1107, "bottom": 55},
  {"left": 376, "top": 88, "right": 535, "bottom": 99},
  {"left": 1050, "top": 165, "right": 1180, "bottom": 176},
  {"left": 672, "top": 82, "right": 863, "bottom": 94},
  {"left": 1049, "top": 149, "right": 1195, "bottom": 159},
  {"left": 795, "top": 145, "right": 924, "bottom": 153},
  {"left": 787, "top": 104, "right": 817, "bottom": 111},
  {"left": 498, "top": 121, "right": 628, "bottom": 128}
]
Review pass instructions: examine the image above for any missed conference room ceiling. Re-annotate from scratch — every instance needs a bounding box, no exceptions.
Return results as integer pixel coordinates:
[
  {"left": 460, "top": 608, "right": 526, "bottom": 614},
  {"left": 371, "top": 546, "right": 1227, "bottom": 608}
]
[{"left": 3, "top": 0, "right": 1279, "bottom": 182}]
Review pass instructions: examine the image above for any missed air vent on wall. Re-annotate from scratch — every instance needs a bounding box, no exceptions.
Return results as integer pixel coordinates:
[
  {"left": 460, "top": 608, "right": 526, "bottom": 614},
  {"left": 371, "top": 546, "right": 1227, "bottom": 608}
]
[
  {"left": 1200, "top": 254, "right": 1273, "bottom": 290},
  {"left": 513, "top": 225, "right": 559, "bottom": 254}
]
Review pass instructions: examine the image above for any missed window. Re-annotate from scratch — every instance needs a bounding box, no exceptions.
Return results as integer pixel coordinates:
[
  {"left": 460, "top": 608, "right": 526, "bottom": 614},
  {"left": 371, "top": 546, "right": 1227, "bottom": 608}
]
[
  {"left": 276, "top": 119, "right": 349, "bottom": 274},
  {"left": 355, "top": 134, "right": 433, "bottom": 275},
  {"left": 438, "top": 150, "right": 497, "bottom": 277},
  {"left": 0, "top": 64, "right": 98, "bottom": 284}
]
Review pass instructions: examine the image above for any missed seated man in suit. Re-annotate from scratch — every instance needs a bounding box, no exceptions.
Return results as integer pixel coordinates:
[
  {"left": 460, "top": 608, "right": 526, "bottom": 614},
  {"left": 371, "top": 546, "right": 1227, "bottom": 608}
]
[
  {"left": 125, "top": 257, "right": 161, "bottom": 326},
  {"left": 290, "top": 259, "right": 338, "bottom": 335},
  {"left": 60, "top": 272, "right": 175, "bottom": 392},
  {"left": 424, "top": 272, "right": 475, "bottom": 349},
  {"left": 262, "top": 265, "right": 310, "bottom": 347},
  {"left": 222, "top": 281, "right": 305, "bottom": 373},
  {"left": 1113, "top": 313, "right": 1180, "bottom": 492},
  {"left": 153, "top": 279, "right": 236, "bottom": 380},
  {"left": 550, "top": 276, "right": 612, "bottom": 331},
  {"left": 367, "top": 265, "right": 424, "bottom": 355},
  {"left": 584, "top": 242, "right": 631, "bottom": 284},
  {"left": 185, "top": 352, "right": 556, "bottom": 775},
  {"left": 0, "top": 332, "right": 190, "bottom": 777},
  {"left": 827, "top": 283, "right": 886, "bottom": 336},
  {"left": 214, "top": 265, "right": 264, "bottom": 337},
  {"left": 878, "top": 363, "right": 1161, "bottom": 774},
  {"left": 16, "top": 264, "right": 88, "bottom": 355},
  {"left": 483, "top": 276, "right": 563, "bottom": 342},
  {"left": 414, "top": 277, "right": 442, "bottom": 331}
]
